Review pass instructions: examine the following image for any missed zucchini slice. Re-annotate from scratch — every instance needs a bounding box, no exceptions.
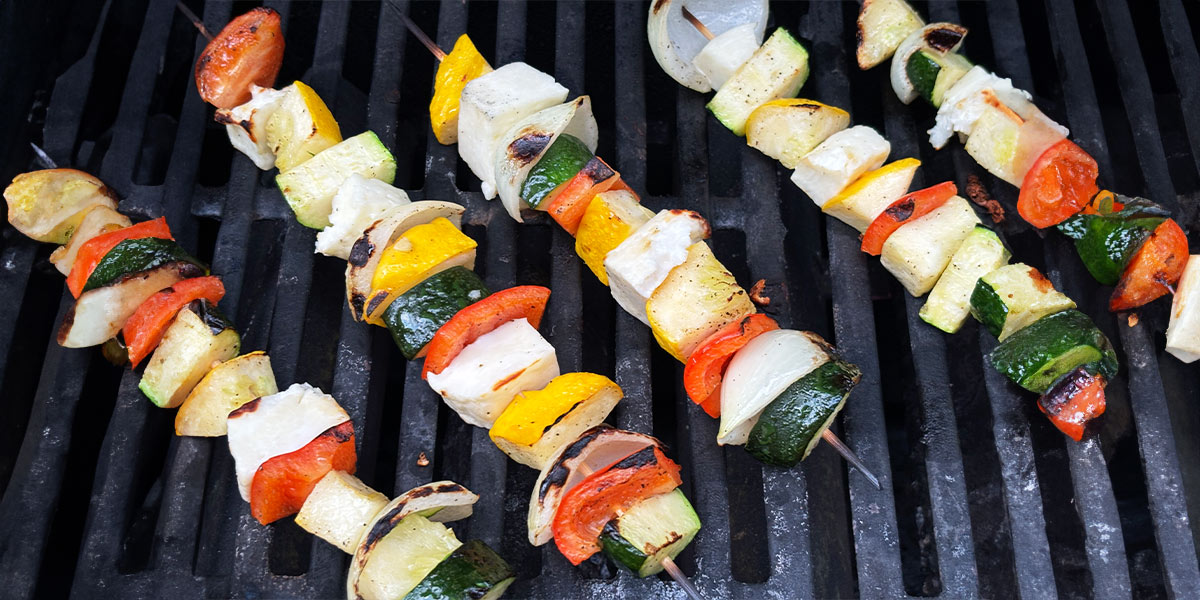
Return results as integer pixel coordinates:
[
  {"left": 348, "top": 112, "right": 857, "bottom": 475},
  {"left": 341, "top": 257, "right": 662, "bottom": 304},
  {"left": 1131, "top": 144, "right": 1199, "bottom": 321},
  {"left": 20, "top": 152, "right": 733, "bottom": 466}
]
[
  {"left": 1166, "top": 255, "right": 1200, "bottom": 363},
  {"left": 906, "top": 50, "right": 972, "bottom": 107},
  {"left": 970, "top": 263, "right": 1076, "bottom": 340},
  {"left": 57, "top": 261, "right": 204, "bottom": 348},
  {"left": 382, "top": 267, "right": 490, "bottom": 360},
  {"left": 856, "top": 0, "right": 925, "bottom": 69},
  {"left": 599, "top": 489, "right": 701, "bottom": 577},
  {"left": 404, "top": 539, "right": 515, "bottom": 600},
  {"left": 989, "top": 310, "right": 1118, "bottom": 394},
  {"left": 84, "top": 237, "right": 204, "bottom": 293},
  {"left": 880, "top": 195, "right": 982, "bottom": 297},
  {"left": 520, "top": 133, "right": 594, "bottom": 209},
  {"left": 890, "top": 22, "right": 968, "bottom": 104},
  {"left": 707, "top": 28, "right": 810, "bottom": 137},
  {"left": 746, "top": 357, "right": 862, "bottom": 467},
  {"left": 296, "top": 470, "right": 389, "bottom": 554},
  {"left": 138, "top": 300, "right": 240, "bottom": 409},
  {"left": 275, "top": 130, "right": 397, "bottom": 230},
  {"left": 919, "top": 226, "right": 1011, "bottom": 333},
  {"left": 1057, "top": 198, "right": 1170, "bottom": 286}
]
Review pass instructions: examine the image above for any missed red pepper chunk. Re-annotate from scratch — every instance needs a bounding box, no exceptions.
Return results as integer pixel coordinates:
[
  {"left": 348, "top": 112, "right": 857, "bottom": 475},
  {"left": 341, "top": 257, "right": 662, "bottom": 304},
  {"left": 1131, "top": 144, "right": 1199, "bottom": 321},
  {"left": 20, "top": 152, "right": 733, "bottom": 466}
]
[
  {"left": 546, "top": 156, "right": 622, "bottom": 235},
  {"left": 1038, "top": 368, "right": 1106, "bottom": 442},
  {"left": 67, "top": 217, "right": 174, "bottom": 298},
  {"left": 861, "top": 182, "right": 958, "bottom": 256},
  {"left": 551, "top": 445, "right": 682, "bottom": 565},
  {"left": 1018, "top": 140, "right": 1099, "bottom": 229},
  {"left": 123, "top": 276, "right": 226, "bottom": 367},
  {"left": 250, "top": 420, "right": 356, "bottom": 525},
  {"left": 683, "top": 314, "right": 780, "bottom": 418},
  {"left": 422, "top": 285, "right": 551, "bottom": 379},
  {"left": 1110, "top": 219, "right": 1188, "bottom": 311}
]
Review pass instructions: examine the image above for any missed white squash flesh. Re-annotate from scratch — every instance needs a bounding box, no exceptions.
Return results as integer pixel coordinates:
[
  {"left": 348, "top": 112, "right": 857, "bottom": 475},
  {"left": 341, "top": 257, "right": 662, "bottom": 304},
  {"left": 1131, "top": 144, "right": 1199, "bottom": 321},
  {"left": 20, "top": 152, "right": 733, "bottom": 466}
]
[
  {"left": 692, "top": 23, "right": 760, "bottom": 90},
  {"left": 604, "top": 209, "right": 711, "bottom": 324},
  {"left": 457, "top": 63, "right": 567, "bottom": 198},
  {"left": 314, "top": 174, "right": 411, "bottom": 260},
  {"left": 175, "top": 351, "right": 278, "bottom": 437},
  {"left": 49, "top": 205, "right": 131, "bottom": 275},
  {"left": 745, "top": 99, "right": 850, "bottom": 169},
  {"left": 647, "top": 0, "right": 768, "bottom": 92},
  {"left": 880, "top": 195, "right": 982, "bottom": 297},
  {"left": 225, "top": 382, "right": 350, "bottom": 501},
  {"left": 4, "top": 168, "right": 119, "bottom": 244},
  {"left": 426, "top": 318, "right": 560, "bottom": 428},
  {"left": 718, "top": 329, "right": 832, "bottom": 446},
  {"left": 492, "top": 96, "right": 599, "bottom": 222},
  {"left": 1166, "top": 256, "right": 1200, "bottom": 363},
  {"left": 790, "top": 126, "right": 891, "bottom": 206}
]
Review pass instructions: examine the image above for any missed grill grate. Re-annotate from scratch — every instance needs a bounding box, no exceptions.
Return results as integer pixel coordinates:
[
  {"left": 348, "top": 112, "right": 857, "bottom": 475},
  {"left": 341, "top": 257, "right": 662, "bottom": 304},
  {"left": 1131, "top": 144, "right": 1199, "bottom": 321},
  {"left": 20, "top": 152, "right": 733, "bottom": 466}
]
[{"left": 0, "top": 0, "right": 1198, "bottom": 598}]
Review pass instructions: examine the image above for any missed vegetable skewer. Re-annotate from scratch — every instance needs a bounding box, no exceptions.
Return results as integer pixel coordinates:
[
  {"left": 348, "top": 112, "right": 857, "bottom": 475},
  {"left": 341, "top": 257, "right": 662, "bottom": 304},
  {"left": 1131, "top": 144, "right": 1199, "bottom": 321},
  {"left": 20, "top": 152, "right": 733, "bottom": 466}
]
[
  {"left": 397, "top": 11, "right": 881, "bottom": 489},
  {"left": 660, "top": 3, "right": 1122, "bottom": 441}
]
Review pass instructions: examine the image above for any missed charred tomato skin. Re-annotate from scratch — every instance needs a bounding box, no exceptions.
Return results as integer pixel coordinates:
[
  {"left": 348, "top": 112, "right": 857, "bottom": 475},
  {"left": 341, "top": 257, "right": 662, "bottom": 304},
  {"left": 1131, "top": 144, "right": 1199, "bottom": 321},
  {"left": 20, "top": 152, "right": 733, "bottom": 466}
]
[{"left": 195, "top": 7, "right": 285, "bottom": 109}]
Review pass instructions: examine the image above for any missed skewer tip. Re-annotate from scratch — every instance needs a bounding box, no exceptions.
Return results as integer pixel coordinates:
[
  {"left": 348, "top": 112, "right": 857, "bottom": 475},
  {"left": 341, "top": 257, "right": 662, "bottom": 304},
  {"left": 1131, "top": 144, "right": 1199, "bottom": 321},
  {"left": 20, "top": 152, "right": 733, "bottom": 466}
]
[
  {"left": 821, "top": 429, "right": 882, "bottom": 490},
  {"left": 29, "top": 143, "right": 58, "bottom": 170},
  {"left": 175, "top": 1, "right": 214, "bottom": 42},
  {"left": 385, "top": 0, "right": 447, "bottom": 61},
  {"left": 660, "top": 555, "right": 705, "bottom": 600}
]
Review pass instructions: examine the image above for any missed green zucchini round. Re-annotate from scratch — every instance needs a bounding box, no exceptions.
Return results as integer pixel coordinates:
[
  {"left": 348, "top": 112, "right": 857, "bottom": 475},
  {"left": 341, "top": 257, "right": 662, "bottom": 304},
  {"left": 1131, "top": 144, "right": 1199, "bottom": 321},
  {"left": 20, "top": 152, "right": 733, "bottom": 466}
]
[
  {"left": 746, "top": 358, "right": 862, "bottom": 467},
  {"left": 381, "top": 266, "right": 489, "bottom": 360},
  {"left": 519, "top": 134, "right": 593, "bottom": 209}
]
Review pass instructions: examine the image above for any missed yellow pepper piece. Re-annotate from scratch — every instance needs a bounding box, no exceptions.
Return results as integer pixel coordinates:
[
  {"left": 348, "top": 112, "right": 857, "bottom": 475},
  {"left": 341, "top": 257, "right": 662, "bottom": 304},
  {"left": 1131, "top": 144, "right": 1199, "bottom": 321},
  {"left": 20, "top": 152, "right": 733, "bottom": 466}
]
[
  {"left": 430, "top": 35, "right": 493, "bottom": 145},
  {"left": 366, "top": 217, "right": 477, "bottom": 325},
  {"left": 822, "top": 157, "right": 920, "bottom": 232},
  {"left": 266, "top": 81, "right": 342, "bottom": 172},
  {"left": 574, "top": 189, "right": 654, "bottom": 285},
  {"left": 490, "top": 373, "right": 618, "bottom": 446}
]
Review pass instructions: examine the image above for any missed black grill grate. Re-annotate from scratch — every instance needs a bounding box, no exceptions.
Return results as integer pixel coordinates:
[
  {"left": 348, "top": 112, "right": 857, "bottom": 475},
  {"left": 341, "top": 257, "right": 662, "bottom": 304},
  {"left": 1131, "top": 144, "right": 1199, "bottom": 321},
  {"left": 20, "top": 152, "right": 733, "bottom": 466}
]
[{"left": 0, "top": 0, "right": 1198, "bottom": 598}]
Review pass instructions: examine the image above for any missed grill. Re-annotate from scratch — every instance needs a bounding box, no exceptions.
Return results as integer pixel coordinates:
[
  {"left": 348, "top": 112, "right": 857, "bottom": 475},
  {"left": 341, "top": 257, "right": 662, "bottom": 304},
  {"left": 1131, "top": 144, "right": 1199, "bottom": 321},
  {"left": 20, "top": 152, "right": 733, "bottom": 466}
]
[{"left": 1, "top": 0, "right": 1198, "bottom": 597}]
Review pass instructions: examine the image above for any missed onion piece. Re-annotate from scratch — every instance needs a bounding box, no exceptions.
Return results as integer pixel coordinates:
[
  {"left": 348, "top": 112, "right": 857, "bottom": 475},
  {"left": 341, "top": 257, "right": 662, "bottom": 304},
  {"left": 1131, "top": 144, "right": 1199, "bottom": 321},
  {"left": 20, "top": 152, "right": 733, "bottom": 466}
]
[
  {"left": 717, "top": 329, "right": 832, "bottom": 445},
  {"left": 492, "top": 97, "right": 598, "bottom": 222},
  {"left": 647, "top": 0, "right": 768, "bottom": 92}
]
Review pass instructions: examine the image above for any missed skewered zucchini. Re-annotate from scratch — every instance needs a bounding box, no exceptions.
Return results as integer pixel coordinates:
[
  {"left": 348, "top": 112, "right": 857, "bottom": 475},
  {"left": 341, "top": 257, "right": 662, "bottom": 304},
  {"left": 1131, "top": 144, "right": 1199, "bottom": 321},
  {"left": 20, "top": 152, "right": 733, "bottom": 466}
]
[
  {"left": 599, "top": 489, "right": 701, "bottom": 577},
  {"left": 919, "top": 226, "right": 1011, "bottom": 333},
  {"left": 746, "top": 357, "right": 862, "bottom": 466},
  {"left": 970, "top": 263, "right": 1076, "bottom": 340},
  {"left": 707, "top": 28, "right": 810, "bottom": 137},
  {"left": 275, "top": 130, "right": 397, "bottom": 229},
  {"left": 139, "top": 300, "right": 240, "bottom": 409},
  {"left": 989, "top": 309, "right": 1118, "bottom": 394}
]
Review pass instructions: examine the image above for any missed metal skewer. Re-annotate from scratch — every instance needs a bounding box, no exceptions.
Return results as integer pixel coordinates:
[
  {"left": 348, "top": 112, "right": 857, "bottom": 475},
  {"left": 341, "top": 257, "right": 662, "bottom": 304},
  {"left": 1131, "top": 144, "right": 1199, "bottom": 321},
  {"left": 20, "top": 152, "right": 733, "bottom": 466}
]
[
  {"left": 175, "top": 1, "right": 214, "bottom": 42},
  {"left": 30, "top": 143, "right": 58, "bottom": 169},
  {"left": 385, "top": 1, "right": 447, "bottom": 61},
  {"left": 680, "top": 6, "right": 883, "bottom": 491},
  {"left": 680, "top": 6, "right": 716, "bottom": 41}
]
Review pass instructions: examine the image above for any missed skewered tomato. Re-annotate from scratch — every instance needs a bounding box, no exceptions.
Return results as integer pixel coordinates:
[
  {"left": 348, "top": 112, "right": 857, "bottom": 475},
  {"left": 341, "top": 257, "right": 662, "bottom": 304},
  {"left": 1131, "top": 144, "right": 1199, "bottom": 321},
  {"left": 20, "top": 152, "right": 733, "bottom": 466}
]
[
  {"left": 550, "top": 445, "right": 682, "bottom": 565},
  {"left": 421, "top": 286, "right": 551, "bottom": 379},
  {"left": 249, "top": 420, "right": 357, "bottom": 525},
  {"left": 1018, "top": 139, "right": 1099, "bottom": 229},
  {"left": 123, "top": 276, "right": 226, "bottom": 367},
  {"left": 683, "top": 314, "right": 779, "bottom": 417},
  {"left": 1110, "top": 219, "right": 1189, "bottom": 311},
  {"left": 861, "top": 181, "right": 957, "bottom": 255},
  {"left": 66, "top": 217, "right": 173, "bottom": 298},
  {"left": 195, "top": 7, "right": 285, "bottom": 109},
  {"left": 1037, "top": 368, "right": 1105, "bottom": 442}
]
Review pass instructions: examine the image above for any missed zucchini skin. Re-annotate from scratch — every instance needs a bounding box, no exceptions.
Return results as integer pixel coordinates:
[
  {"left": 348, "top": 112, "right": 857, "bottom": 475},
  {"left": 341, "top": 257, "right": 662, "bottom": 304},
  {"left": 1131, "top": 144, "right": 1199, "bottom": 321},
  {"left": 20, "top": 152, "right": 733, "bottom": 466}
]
[
  {"left": 599, "top": 520, "right": 647, "bottom": 573},
  {"left": 746, "top": 358, "right": 862, "bottom": 467},
  {"left": 989, "top": 310, "right": 1118, "bottom": 393},
  {"left": 520, "top": 134, "right": 593, "bottom": 209},
  {"left": 84, "top": 237, "right": 204, "bottom": 292},
  {"left": 381, "top": 267, "right": 490, "bottom": 360},
  {"left": 906, "top": 51, "right": 941, "bottom": 104},
  {"left": 969, "top": 279, "right": 1010, "bottom": 338},
  {"left": 403, "top": 539, "right": 514, "bottom": 600},
  {"left": 1057, "top": 198, "right": 1169, "bottom": 285}
]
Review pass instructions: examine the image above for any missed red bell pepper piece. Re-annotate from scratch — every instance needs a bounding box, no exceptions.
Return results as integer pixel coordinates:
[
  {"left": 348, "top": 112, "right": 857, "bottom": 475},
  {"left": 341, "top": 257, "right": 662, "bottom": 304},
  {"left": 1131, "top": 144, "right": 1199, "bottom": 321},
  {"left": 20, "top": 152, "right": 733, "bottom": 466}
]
[
  {"left": 422, "top": 285, "right": 551, "bottom": 379},
  {"left": 1018, "top": 139, "right": 1099, "bottom": 229},
  {"left": 66, "top": 217, "right": 174, "bottom": 298},
  {"left": 551, "top": 445, "right": 682, "bottom": 565},
  {"left": 545, "top": 156, "right": 621, "bottom": 236},
  {"left": 1110, "top": 218, "right": 1188, "bottom": 311},
  {"left": 122, "top": 276, "right": 226, "bottom": 367},
  {"left": 861, "top": 181, "right": 957, "bottom": 256},
  {"left": 683, "top": 314, "right": 780, "bottom": 418},
  {"left": 1037, "top": 368, "right": 1105, "bottom": 442},
  {"left": 250, "top": 420, "right": 356, "bottom": 525}
]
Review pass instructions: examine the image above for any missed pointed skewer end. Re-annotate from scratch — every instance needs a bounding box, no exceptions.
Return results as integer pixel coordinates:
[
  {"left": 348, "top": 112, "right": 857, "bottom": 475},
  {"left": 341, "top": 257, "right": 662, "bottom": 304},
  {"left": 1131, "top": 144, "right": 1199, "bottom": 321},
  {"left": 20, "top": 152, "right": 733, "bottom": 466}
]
[
  {"left": 821, "top": 429, "right": 882, "bottom": 490},
  {"left": 385, "top": 0, "right": 447, "bottom": 60},
  {"left": 661, "top": 555, "right": 705, "bottom": 600},
  {"left": 175, "top": 1, "right": 214, "bottom": 42}
]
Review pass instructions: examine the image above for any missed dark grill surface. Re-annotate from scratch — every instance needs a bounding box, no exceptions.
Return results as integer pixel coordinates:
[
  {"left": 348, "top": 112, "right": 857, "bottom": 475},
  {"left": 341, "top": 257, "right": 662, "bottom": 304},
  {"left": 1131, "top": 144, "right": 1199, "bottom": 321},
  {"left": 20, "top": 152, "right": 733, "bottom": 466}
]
[{"left": 1, "top": 0, "right": 1198, "bottom": 598}]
